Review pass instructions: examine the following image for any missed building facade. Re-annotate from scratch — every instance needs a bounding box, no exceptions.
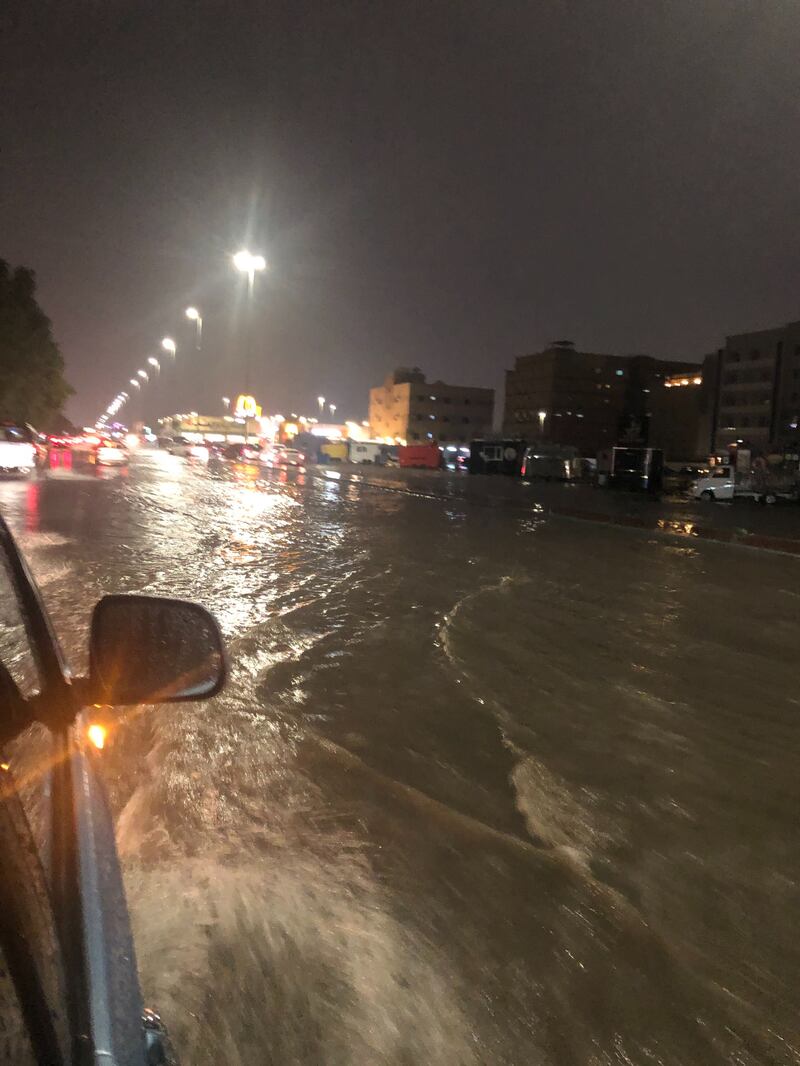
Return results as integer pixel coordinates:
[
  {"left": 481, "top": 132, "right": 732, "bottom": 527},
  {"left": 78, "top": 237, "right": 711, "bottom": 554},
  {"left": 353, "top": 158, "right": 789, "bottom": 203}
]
[
  {"left": 502, "top": 342, "right": 699, "bottom": 454},
  {"left": 369, "top": 367, "right": 494, "bottom": 445},
  {"left": 648, "top": 355, "right": 718, "bottom": 461},
  {"left": 713, "top": 321, "right": 800, "bottom": 453}
]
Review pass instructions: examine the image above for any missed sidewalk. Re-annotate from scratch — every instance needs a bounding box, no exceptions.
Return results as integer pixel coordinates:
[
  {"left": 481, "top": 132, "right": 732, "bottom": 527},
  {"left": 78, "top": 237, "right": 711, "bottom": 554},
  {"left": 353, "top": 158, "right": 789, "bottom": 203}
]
[{"left": 312, "top": 465, "right": 800, "bottom": 557}]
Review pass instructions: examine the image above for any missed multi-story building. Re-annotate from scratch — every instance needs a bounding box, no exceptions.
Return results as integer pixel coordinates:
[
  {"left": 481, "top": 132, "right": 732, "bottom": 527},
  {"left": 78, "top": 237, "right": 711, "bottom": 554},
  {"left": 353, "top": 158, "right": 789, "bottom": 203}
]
[
  {"left": 713, "top": 321, "right": 800, "bottom": 452},
  {"left": 369, "top": 367, "right": 494, "bottom": 445},
  {"left": 502, "top": 341, "right": 698, "bottom": 454},
  {"left": 648, "top": 354, "right": 719, "bottom": 461}
]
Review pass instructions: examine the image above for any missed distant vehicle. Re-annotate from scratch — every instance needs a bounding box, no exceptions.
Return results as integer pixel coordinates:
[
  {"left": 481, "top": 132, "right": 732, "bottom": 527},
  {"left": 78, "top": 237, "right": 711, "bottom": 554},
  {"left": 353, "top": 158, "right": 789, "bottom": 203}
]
[
  {"left": 68, "top": 433, "right": 129, "bottom": 466},
  {"left": 220, "top": 443, "right": 261, "bottom": 463},
  {"left": 95, "top": 438, "right": 129, "bottom": 466},
  {"left": 348, "top": 441, "right": 382, "bottom": 464},
  {"left": 169, "top": 436, "right": 209, "bottom": 461},
  {"left": 521, "top": 443, "right": 578, "bottom": 480},
  {"left": 608, "top": 447, "right": 663, "bottom": 492},
  {"left": 261, "top": 444, "right": 305, "bottom": 467},
  {"left": 320, "top": 440, "right": 348, "bottom": 463},
  {"left": 468, "top": 439, "right": 526, "bottom": 476},
  {"left": 399, "top": 443, "right": 442, "bottom": 469},
  {"left": 0, "top": 423, "right": 39, "bottom": 477},
  {"left": 692, "top": 463, "right": 799, "bottom": 504}
]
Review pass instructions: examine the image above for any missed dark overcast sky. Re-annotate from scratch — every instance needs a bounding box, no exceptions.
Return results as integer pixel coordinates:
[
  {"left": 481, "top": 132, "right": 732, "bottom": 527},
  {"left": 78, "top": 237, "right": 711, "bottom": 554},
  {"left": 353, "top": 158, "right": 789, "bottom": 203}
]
[{"left": 3, "top": 0, "right": 800, "bottom": 425}]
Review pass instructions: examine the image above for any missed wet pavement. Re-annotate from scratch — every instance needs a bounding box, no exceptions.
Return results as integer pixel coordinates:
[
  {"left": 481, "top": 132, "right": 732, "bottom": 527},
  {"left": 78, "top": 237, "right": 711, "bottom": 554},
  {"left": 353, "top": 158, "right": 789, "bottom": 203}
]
[{"left": 1, "top": 450, "right": 799, "bottom": 1065}]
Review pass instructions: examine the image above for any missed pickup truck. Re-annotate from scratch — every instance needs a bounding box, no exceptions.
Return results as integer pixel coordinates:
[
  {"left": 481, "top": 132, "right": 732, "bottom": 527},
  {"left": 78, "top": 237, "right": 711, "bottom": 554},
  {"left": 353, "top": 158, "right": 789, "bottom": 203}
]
[{"left": 692, "top": 464, "right": 799, "bottom": 504}]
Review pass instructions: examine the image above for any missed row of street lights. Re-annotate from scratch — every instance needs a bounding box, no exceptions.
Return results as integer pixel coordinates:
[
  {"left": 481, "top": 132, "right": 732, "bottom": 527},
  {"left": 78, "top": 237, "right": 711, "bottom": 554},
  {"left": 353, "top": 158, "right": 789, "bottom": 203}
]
[{"left": 96, "top": 250, "right": 266, "bottom": 430}]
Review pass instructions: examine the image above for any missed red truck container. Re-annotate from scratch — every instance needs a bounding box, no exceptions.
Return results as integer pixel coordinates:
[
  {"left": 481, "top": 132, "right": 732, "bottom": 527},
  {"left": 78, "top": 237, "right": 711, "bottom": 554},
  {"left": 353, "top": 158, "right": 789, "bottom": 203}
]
[{"left": 398, "top": 443, "right": 442, "bottom": 469}]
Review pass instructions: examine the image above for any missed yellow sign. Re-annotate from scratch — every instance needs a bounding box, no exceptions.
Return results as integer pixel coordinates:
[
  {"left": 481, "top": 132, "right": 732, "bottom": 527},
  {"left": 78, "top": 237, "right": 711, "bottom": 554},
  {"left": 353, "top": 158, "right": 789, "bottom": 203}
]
[{"left": 234, "top": 394, "right": 262, "bottom": 419}]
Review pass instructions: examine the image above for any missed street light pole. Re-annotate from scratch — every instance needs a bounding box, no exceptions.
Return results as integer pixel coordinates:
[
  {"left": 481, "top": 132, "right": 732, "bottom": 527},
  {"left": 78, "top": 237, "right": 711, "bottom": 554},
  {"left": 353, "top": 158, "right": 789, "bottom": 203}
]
[
  {"left": 232, "top": 251, "right": 266, "bottom": 395},
  {"left": 538, "top": 409, "right": 547, "bottom": 438},
  {"left": 185, "top": 307, "right": 203, "bottom": 350}
]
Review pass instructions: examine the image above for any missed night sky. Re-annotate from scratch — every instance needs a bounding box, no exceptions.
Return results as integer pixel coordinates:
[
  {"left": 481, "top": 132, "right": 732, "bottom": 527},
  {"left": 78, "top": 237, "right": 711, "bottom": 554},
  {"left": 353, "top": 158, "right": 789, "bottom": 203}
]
[{"left": 3, "top": 1, "right": 800, "bottom": 426}]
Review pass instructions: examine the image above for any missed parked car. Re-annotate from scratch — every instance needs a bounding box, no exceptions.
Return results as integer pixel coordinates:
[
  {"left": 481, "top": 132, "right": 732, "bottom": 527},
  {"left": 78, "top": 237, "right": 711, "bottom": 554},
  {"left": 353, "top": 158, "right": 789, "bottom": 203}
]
[{"left": 0, "top": 424, "right": 39, "bottom": 477}]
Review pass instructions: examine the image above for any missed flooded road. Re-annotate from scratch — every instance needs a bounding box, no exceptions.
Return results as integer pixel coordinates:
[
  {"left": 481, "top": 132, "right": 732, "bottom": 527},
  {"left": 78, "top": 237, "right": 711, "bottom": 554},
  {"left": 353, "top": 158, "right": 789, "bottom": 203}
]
[{"left": 1, "top": 451, "right": 799, "bottom": 1065}]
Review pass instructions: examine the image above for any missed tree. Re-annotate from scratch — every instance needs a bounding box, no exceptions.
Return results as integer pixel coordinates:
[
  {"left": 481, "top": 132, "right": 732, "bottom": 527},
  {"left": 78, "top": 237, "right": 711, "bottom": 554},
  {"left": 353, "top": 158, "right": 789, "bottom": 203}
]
[{"left": 0, "top": 259, "right": 73, "bottom": 429}]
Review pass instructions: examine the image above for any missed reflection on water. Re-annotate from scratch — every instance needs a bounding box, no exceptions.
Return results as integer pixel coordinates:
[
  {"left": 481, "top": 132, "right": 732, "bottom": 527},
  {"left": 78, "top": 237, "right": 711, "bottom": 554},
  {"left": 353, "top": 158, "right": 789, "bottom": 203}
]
[{"left": 0, "top": 452, "right": 798, "bottom": 1064}]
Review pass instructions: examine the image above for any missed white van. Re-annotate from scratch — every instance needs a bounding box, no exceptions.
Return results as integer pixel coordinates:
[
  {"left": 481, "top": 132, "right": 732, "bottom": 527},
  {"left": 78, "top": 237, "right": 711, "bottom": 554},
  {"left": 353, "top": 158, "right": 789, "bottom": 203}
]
[{"left": 348, "top": 441, "right": 382, "bottom": 464}]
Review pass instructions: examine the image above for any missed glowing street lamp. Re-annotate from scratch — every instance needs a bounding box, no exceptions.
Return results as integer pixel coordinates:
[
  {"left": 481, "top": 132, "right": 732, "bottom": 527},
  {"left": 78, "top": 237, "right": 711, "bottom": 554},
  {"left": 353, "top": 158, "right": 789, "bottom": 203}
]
[
  {"left": 129, "top": 378, "right": 140, "bottom": 389},
  {"left": 137, "top": 369, "right": 148, "bottom": 381},
  {"left": 232, "top": 249, "right": 267, "bottom": 410},
  {"left": 329, "top": 403, "right": 337, "bottom": 418},
  {"left": 185, "top": 306, "right": 203, "bottom": 349},
  {"left": 538, "top": 409, "right": 547, "bottom": 436},
  {"left": 317, "top": 395, "right": 325, "bottom": 415},
  {"left": 161, "top": 337, "right": 176, "bottom": 358},
  {"left": 222, "top": 396, "right": 230, "bottom": 410},
  {"left": 232, "top": 250, "right": 267, "bottom": 289},
  {"left": 147, "top": 356, "right": 160, "bottom": 373}
]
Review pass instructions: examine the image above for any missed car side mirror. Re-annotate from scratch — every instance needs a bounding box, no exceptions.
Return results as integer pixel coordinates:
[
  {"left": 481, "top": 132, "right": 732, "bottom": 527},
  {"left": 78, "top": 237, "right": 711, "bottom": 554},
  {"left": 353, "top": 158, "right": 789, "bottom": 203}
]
[{"left": 88, "top": 594, "right": 226, "bottom": 705}]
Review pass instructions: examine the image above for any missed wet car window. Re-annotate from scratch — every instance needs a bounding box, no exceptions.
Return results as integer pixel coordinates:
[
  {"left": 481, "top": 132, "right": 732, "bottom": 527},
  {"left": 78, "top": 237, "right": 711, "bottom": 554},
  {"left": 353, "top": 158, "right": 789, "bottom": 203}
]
[{"left": 0, "top": 552, "right": 40, "bottom": 697}]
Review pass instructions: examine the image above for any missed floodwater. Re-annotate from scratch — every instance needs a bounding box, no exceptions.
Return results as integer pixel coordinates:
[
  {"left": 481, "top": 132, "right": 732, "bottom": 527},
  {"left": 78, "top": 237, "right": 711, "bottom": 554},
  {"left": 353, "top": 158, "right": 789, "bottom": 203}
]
[{"left": 1, "top": 451, "right": 799, "bottom": 1065}]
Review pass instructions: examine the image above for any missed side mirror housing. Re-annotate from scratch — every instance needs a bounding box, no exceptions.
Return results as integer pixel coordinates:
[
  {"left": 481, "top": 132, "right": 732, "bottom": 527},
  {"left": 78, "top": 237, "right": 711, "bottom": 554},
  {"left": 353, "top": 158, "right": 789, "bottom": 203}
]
[{"left": 88, "top": 595, "right": 226, "bottom": 705}]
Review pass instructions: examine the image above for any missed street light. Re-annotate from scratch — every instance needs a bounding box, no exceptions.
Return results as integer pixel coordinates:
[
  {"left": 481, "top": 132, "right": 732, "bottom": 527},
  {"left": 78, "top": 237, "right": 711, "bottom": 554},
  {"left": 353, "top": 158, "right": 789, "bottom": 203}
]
[
  {"left": 329, "top": 403, "right": 337, "bottom": 418},
  {"left": 538, "top": 409, "right": 547, "bottom": 436},
  {"left": 129, "top": 379, "right": 140, "bottom": 389},
  {"left": 317, "top": 395, "right": 325, "bottom": 415},
  {"left": 222, "top": 396, "right": 230, "bottom": 410},
  {"left": 147, "top": 356, "right": 160, "bottom": 373},
  {"left": 185, "top": 306, "right": 203, "bottom": 349},
  {"left": 233, "top": 250, "right": 267, "bottom": 289},
  {"left": 161, "top": 337, "right": 176, "bottom": 358},
  {"left": 232, "top": 250, "right": 267, "bottom": 422},
  {"left": 137, "top": 369, "right": 148, "bottom": 381}
]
